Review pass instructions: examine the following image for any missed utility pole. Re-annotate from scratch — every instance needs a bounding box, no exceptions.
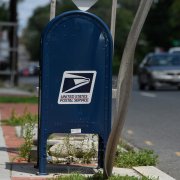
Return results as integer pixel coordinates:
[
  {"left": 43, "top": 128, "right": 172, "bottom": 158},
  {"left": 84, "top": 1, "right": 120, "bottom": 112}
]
[
  {"left": 110, "top": 0, "right": 117, "bottom": 43},
  {"left": 50, "top": 0, "right": 57, "bottom": 20},
  {"left": 9, "top": 0, "right": 18, "bottom": 86}
]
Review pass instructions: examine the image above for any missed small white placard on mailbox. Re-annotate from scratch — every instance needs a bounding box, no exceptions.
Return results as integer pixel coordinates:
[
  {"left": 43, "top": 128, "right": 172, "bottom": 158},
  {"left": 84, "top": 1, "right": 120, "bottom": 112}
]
[{"left": 71, "top": 128, "right": 81, "bottom": 134}]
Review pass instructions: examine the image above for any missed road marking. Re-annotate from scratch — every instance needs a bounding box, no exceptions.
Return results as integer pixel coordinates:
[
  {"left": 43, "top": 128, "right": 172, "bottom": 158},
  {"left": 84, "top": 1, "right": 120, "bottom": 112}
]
[
  {"left": 140, "top": 92, "right": 157, "bottom": 98},
  {"left": 127, "top": 129, "right": 134, "bottom": 135},
  {"left": 144, "top": 140, "right": 154, "bottom": 146},
  {"left": 175, "top": 152, "right": 180, "bottom": 157}
]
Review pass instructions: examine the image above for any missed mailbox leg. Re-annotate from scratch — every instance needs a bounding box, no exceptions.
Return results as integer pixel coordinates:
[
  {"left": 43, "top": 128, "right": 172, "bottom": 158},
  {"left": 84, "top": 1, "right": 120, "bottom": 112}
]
[
  {"left": 38, "top": 133, "right": 48, "bottom": 175},
  {"left": 35, "top": 122, "right": 40, "bottom": 169},
  {"left": 98, "top": 135, "right": 104, "bottom": 168}
]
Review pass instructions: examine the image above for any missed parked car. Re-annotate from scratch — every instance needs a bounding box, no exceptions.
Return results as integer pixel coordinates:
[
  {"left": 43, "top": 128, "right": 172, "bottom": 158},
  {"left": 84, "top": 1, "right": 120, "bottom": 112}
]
[
  {"left": 19, "top": 63, "right": 39, "bottom": 76},
  {"left": 138, "top": 53, "right": 180, "bottom": 90}
]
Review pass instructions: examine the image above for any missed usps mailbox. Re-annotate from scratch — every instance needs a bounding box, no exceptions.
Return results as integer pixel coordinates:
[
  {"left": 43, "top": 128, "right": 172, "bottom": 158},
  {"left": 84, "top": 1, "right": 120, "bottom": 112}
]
[{"left": 38, "top": 10, "right": 113, "bottom": 174}]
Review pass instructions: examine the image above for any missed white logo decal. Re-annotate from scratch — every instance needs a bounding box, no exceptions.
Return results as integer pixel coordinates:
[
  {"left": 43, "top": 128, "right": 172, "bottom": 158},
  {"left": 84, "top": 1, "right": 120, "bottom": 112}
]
[{"left": 58, "top": 71, "right": 97, "bottom": 104}]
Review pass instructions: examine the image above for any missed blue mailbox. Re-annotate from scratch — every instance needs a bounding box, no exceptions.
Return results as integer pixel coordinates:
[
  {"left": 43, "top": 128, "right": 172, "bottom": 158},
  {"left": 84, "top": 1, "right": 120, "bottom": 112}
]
[{"left": 38, "top": 10, "right": 113, "bottom": 174}]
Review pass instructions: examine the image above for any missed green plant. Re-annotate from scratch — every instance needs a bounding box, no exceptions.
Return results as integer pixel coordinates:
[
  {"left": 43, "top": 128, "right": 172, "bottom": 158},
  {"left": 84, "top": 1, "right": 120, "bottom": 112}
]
[
  {"left": 119, "top": 140, "right": 134, "bottom": 152},
  {"left": 2, "top": 109, "right": 23, "bottom": 126},
  {"left": 49, "top": 173, "right": 86, "bottom": 180},
  {"left": 19, "top": 112, "right": 37, "bottom": 160},
  {"left": 115, "top": 149, "right": 158, "bottom": 168},
  {"left": 48, "top": 172, "right": 158, "bottom": 180},
  {"left": 64, "top": 135, "right": 74, "bottom": 158},
  {"left": 3, "top": 108, "right": 38, "bottom": 126}
]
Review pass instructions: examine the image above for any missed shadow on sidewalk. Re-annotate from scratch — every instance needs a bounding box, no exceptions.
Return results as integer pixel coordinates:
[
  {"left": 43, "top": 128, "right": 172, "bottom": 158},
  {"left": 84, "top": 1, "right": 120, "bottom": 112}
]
[
  {"left": 6, "top": 163, "right": 97, "bottom": 176},
  {"left": 0, "top": 147, "right": 19, "bottom": 154}
]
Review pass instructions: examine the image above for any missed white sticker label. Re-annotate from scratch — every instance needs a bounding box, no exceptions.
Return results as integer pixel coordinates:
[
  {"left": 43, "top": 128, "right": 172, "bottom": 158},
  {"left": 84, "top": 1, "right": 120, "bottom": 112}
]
[
  {"left": 71, "top": 128, "right": 81, "bottom": 134},
  {"left": 58, "top": 71, "right": 97, "bottom": 104}
]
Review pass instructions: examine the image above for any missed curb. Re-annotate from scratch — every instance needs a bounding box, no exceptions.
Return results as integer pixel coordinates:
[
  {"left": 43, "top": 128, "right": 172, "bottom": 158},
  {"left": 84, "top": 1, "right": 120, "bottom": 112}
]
[{"left": 0, "top": 88, "right": 34, "bottom": 97}]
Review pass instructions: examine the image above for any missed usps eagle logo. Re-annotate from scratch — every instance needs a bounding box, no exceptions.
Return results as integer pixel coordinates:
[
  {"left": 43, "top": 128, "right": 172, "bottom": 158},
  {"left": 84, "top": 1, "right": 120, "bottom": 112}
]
[{"left": 58, "top": 71, "right": 97, "bottom": 104}]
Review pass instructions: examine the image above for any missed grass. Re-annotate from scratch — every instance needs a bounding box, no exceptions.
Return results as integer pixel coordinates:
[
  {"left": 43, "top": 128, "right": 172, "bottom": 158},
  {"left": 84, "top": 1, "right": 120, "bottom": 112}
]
[
  {"left": 0, "top": 96, "right": 38, "bottom": 103},
  {"left": 115, "top": 149, "right": 158, "bottom": 168},
  {"left": 48, "top": 172, "right": 158, "bottom": 180}
]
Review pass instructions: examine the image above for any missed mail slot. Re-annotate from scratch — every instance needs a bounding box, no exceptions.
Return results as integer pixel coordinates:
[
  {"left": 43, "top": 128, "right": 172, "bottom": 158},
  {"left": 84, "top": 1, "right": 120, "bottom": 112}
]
[{"left": 38, "top": 10, "right": 113, "bottom": 174}]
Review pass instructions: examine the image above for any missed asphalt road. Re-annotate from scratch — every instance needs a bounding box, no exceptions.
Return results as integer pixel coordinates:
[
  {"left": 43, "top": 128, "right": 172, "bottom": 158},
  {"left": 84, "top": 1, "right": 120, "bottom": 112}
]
[{"left": 121, "top": 78, "right": 180, "bottom": 179}]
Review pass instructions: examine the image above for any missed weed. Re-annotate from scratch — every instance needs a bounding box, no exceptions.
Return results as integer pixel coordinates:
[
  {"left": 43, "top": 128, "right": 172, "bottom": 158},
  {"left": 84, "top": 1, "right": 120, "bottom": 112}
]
[
  {"left": 48, "top": 172, "right": 158, "bottom": 180},
  {"left": 3, "top": 108, "right": 37, "bottom": 126},
  {"left": 115, "top": 149, "right": 158, "bottom": 168},
  {"left": 49, "top": 173, "right": 86, "bottom": 180},
  {"left": 19, "top": 112, "right": 36, "bottom": 160}
]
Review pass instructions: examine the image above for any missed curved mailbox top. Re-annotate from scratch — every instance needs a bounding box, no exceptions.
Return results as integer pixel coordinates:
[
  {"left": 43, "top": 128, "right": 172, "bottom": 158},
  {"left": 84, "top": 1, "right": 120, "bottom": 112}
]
[{"left": 40, "top": 11, "right": 113, "bottom": 136}]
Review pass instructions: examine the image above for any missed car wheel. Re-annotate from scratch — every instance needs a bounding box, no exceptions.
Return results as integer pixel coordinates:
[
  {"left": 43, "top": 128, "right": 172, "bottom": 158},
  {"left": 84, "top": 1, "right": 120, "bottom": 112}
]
[
  {"left": 148, "top": 84, "right": 156, "bottom": 91},
  {"left": 139, "top": 83, "right": 146, "bottom": 90}
]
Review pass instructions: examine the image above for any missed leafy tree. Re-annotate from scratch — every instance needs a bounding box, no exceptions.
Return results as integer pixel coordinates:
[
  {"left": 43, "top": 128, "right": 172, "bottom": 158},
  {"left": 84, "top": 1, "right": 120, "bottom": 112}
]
[
  {"left": 143, "top": 0, "right": 174, "bottom": 51},
  {"left": 120, "top": 0, "right": 140, "bottom": 13},
  {"left": 169, "top": 0, "right": 180, "bottom": 46},
  {"left": 0, "top": 3, "right": 8, "bottom": 21},
  {"left": 22, "top": 0, "right": 76, "bottom": 60},
  {"left": 22, "top": 6, "right": 50, "bottom": 60}
]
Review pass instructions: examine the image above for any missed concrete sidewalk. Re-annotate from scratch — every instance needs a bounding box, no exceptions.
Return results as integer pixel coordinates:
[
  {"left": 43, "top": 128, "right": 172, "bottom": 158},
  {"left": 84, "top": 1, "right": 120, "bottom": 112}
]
[
  {"left": 1, "top": 162, "right": 177, "bottom": 180},
  {"left": 0, "top": 125, "right": 11, "bottom": 180},
  {"left": 0, "top": 87, "right": 34, "bottom": 96}
]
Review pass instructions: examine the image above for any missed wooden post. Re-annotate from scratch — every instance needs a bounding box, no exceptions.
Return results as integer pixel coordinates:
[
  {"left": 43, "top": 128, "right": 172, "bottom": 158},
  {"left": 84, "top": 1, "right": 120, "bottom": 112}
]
[
  {"left": 50, "top": 0, "right": 57, "bottom": 20},
  {"left": 110, "top": 0, "right": 117, "bottom": 43},
  {"left": 104, "top": 0, "right": 153, "bottom": 178}
]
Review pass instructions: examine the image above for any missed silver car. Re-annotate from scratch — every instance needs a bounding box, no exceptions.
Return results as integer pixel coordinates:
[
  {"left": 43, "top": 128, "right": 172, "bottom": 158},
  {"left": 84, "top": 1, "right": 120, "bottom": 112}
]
[{"left": 138, "top": 53, "right": 180, "bottom": 90}]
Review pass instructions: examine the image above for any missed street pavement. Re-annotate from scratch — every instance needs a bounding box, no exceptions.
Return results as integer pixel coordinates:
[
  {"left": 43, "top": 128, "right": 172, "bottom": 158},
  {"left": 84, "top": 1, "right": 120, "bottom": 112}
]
[
  {"left": 0, "top": 125, "right": 11, "bottom": 180},
  {"left": 120, "top": 78, "right": 180, "bottom": 179}
]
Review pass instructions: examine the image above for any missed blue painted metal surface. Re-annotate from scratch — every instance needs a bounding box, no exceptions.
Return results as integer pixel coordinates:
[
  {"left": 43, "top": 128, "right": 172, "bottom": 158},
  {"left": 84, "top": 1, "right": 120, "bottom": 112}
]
[{"left": 38, "top": 10, "right": 113, "bottom": 174}]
